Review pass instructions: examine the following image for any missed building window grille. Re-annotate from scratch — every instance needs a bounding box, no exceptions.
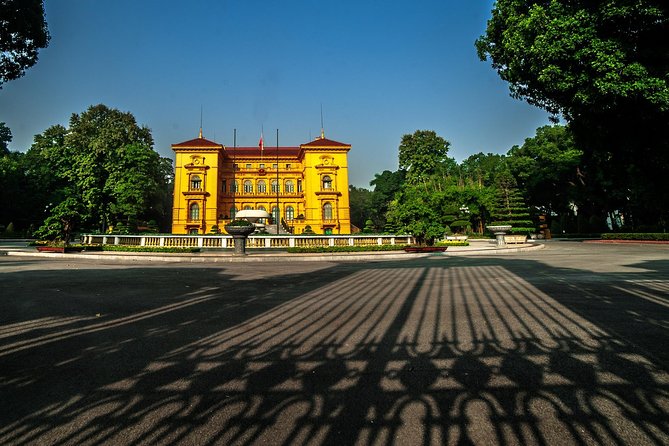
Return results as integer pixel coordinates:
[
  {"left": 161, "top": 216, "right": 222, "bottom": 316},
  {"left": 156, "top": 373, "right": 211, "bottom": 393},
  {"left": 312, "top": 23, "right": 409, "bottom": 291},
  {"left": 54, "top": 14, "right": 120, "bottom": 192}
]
[
  {"left": 272, "top": 206, "right": 279, "bottom": 223},
  {"left": 271, "top": 180, "right": 280, "bottom": 193},
  {"left": 322, "top": 175, "right": 332, "bottom": 190},
  {"left": 189, "top": 203, "right": 200, "bottom": 220},
  {"left": 323, "top": 202, "right": 333, "bottom": 220},
  {"left": 285, "top": 180, "right": 294, "bottom": 193},
  {"left": 297, "top": 179, "right": 303, "bottom": 192},
  {"left": 286, "top": 206, "right": 295, "bottom": 221},
  {"left": 190, "top": 175, "right": 202, "bottom": 190},
  {"left": 221, "top": 180, "right": 226, "bottom": 193},
  {"left": 244, "top": 180, "right": 253, "bottom": 193},
  {"left": 257, "top": 180, "right": 267, "bottom": 193}
]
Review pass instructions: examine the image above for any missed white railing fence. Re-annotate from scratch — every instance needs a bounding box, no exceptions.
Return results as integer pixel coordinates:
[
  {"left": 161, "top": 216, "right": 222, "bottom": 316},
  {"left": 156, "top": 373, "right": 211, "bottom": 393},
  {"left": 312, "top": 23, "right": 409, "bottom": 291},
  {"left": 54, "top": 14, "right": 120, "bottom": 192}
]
[{"left": 81, "top": 234, "right": 415, "bottom": 249}]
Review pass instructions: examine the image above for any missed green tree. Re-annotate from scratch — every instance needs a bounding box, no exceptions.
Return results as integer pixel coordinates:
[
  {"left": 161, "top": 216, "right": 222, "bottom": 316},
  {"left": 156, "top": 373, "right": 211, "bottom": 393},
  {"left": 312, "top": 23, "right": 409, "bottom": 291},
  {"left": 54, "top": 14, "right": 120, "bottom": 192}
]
[
  {"left": 369, "top": 169, "right": 405, "bottom": 230},
  {"left": 460, "top": 153, "right": 507, "bottom": 188},
  {"left": 348, "top": 185, "right": 373, "bottom": 231},
  {"left": 0, "top": 122, "right": 11, "bottom": 154},
  {"left": 0, "top": 0, "right": 50, "bottom": 87},
  {"left": 477, "top": 0, "right": 669, "bottom": 229},
  {"left": 507, "top": 125, "right": 582, "bottom": 217},
  {"left": 386, "top": 185, "right": 446, "bottom": 245},
  {"left": 31, "top": 104, "right": 170, "bottom": 238},
  {"left": 398, "top": 130, "right": 451, "bottom": 183},
  {"left": 490, "top": 171, "right": 535, "bottom": 235}
]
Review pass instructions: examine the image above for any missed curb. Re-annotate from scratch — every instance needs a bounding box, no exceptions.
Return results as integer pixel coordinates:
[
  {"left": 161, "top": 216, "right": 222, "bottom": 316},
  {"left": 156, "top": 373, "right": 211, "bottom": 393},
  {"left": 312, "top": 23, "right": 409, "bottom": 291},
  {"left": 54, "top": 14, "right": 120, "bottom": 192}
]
[{"left": 3, "top": 243, "right": 545, "bottom": 263}]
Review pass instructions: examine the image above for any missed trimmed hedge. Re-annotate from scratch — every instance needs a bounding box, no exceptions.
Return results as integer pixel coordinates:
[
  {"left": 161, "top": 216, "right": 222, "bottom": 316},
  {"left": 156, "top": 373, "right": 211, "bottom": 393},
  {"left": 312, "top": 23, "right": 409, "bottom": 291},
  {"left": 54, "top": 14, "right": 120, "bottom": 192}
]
[
  {"left": 286, "top": 245, "right": 408, "bottom": 253},
  {"left": 435, "top": 241, "right": 470, "bottom": 247},
  {"left": 100, "top": 245, "right": 202, "bottom": 253},
  {"left": 601, "top": 233, "right": 669, "bottom": 241}
]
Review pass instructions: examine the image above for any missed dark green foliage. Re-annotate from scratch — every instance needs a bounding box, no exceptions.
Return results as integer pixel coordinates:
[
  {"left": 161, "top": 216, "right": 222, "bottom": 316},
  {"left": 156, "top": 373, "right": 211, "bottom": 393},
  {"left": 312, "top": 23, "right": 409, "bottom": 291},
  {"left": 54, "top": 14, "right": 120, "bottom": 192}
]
[
  {"left": 0, "top": 0, "right": 50, "bottom": 87},
  {"left": 348, "top": 185, "right": 373, "bottom": 229},
  {"left": 26, "top": 104, "right": 172, "bottom": 239},
  {"left": 601, "top": 233, "right": 669, "bottom": 241},
  {"left": 477, "top": 0, "right": 669, "bottom": 230},
  {"left": 398, "top": 130, "right": 451, "bottom": 183},
  {"left": 491, "top": 174, "right": 535, "bottom": 235},
  {"left": 100, "top": 245, "right": 201, "bottom": 253},
  {"left": 0, "top": 122, "right": 11, "bottom": 155},
  {"left": 286, "top": 245, "right": 408, "bottom": 253}
]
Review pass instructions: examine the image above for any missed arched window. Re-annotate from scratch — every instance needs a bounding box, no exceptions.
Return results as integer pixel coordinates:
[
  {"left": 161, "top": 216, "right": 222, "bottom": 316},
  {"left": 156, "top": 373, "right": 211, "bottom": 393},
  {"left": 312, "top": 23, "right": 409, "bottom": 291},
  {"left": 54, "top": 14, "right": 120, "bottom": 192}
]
[
  {"left": 323, "top": 202, "right": 333, "bottom": 220},
  {"left": 190, "top": 175, "right": 202, "bottom": 190},
  {"left": 189, "top": 203, "right": 200, "bottom": 220},
  {"left": 286, "top": 206, "right": 295, "bottom": 221},
  {"left": 257, "top": 180, "right": 266, "bottom": 193},
  {"left": 230, "top": 206, "right": 237, "bottom": 219},
  {"left": 285, "top": 180, "right": 294, "bottom": 193},
  {"left": 322, "top": 175, "right": 332, "bottom": 190},
  {"left": 244, "top": 205, "right": 252, "bottom": 210},
  {"left": 243, "top": 180, "right": 253, "bottom": 193},
  {"left": 271, "top": 179, "right": 280, "bottom": 193},
  {"left": 272, "top": 206, "right": 280, "bottom": 223},
  {"left": 258, "top": 205, "right": 267, "bottom": 223}
]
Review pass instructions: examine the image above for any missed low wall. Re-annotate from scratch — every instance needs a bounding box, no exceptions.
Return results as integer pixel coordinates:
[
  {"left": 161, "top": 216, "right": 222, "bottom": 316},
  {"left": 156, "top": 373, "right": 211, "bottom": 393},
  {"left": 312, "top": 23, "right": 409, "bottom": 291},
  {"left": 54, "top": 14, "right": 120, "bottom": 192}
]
[{"left": 81, "top": 234, "right": 415, "bottom": 249}]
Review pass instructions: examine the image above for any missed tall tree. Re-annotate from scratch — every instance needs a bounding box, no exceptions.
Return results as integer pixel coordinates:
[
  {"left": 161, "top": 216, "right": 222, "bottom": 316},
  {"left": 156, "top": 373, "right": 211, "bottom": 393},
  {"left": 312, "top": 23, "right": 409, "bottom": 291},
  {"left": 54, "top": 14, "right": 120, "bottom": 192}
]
[
  {"left": 30, "top": 105, "right": 170, "bottom": 239},
  {"left": 507, "top": 125, "right": 582, "bottom": 217},
  {"left": 0, "top": 0, "right": 50, "bottom": 87},
  {"left": 0, "top": 122, "right": 11, "bottom": 154},
  {"left": 398, "top": 130, "right": 451, "bottom": 183},
  {"left": 369, "top": 169, "right": 406, "bottom": 229},
  {"left": 477, "top": 0, "right": 669, "bottom": 229},
  {"left": 348, "top": 185, "right": 373, "bottom": 231}
]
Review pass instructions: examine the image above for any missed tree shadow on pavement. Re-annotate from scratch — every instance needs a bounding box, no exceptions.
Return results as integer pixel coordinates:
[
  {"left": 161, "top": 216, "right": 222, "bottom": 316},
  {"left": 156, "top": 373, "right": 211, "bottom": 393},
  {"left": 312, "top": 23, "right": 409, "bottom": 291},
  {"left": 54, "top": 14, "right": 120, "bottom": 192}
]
[{"left": 0, "top": 254, "right": 667, "bottom": 445}]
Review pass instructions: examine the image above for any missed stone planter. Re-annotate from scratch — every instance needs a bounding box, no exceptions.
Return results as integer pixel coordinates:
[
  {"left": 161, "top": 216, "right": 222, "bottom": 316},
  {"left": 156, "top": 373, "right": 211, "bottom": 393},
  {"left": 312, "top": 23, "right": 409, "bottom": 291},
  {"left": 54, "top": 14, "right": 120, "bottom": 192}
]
[
  {"left": 224, "top": 224, "right": 255, "bottom": 255},
  {"left": 487, "top": 225, "right": 512, "bottom": 247},
  {"left": 36, "top": 246, "right": 84, "bottom": 253},
  {"left": 404, "top": 246, "right": 447, "bottom": 253}
]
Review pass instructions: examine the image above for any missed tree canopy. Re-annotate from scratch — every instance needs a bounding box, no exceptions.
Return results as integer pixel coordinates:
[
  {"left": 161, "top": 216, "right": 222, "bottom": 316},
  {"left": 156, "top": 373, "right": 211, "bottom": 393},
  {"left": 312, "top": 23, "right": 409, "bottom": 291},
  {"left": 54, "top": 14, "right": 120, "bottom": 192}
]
[
  {"left": 398, "top": 130, "right": 451, "bottom": 183},
  {"left": 0, "top": 0, "right": 50, "bottom": 87},
  {"left": 477, "top": 0, "right": 669, "bottom": 230},
  {"left": 25, "top": 104, "right": 171, "bottom": 240}
]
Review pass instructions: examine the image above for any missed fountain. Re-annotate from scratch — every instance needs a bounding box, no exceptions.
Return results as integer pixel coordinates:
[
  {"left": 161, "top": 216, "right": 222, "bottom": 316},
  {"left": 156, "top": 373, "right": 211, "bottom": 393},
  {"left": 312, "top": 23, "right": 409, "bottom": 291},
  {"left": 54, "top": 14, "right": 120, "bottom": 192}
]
[
  {"left": 225, "top": 210, "right": 271, "bottom": 255},
  {"left": 487, "top": 225, "right": 512, "bottom": 247}
]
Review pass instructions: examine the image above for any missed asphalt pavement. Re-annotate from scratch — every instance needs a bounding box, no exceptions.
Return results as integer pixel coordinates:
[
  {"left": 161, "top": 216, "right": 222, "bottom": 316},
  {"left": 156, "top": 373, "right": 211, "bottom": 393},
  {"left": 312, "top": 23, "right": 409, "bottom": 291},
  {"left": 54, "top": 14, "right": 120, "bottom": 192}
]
[{"left": 0, "top": 241, "right": 667, "bottom": 445}]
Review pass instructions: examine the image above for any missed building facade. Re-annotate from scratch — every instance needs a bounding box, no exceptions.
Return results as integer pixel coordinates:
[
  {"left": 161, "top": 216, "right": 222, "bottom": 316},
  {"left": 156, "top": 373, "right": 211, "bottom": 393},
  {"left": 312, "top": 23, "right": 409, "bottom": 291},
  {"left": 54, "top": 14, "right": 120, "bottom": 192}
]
[{"left": 171, "top": 131, "right": 352, "bottom": 235}]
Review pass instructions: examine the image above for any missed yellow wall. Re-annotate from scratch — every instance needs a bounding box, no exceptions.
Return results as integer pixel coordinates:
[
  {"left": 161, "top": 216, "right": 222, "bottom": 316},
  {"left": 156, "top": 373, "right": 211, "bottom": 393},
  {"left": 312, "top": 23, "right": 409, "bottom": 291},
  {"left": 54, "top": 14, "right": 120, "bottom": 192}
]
[{"left": 171, "top": 135, "right": 351, "bottom": 235}]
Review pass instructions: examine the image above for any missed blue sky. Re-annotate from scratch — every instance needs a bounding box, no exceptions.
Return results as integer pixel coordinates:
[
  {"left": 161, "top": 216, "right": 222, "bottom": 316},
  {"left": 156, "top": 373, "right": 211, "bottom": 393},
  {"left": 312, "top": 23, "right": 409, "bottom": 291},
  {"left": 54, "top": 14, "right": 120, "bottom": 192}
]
[{"left": 0, "top": 0, "right": 551, "bottom": 187}]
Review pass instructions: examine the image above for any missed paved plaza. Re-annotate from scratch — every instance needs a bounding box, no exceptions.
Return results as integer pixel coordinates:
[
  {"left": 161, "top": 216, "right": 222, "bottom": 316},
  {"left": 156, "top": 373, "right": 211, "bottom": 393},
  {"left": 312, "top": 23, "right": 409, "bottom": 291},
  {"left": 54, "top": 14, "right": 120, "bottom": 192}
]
[{"left": 0, "top": 242, "right": 668, "bottom": 445}]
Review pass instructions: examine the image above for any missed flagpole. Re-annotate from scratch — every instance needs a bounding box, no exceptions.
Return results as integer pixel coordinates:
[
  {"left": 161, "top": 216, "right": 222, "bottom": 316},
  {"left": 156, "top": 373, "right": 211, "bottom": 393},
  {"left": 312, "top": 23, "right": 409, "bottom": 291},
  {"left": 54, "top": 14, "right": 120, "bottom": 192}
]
[
  {"left": 232, "top": 128, "right": 236, "bottom": 220},
  {"left": 276, "top": 128, "right": 280, "bottom": 235}
]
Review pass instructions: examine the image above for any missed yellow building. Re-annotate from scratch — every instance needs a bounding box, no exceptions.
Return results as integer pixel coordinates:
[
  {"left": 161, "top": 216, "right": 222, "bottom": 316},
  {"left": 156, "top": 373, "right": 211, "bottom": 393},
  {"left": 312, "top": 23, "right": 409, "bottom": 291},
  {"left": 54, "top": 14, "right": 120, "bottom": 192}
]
[{"left": 171, "top": 130, "right": 352, "bottom": 235}]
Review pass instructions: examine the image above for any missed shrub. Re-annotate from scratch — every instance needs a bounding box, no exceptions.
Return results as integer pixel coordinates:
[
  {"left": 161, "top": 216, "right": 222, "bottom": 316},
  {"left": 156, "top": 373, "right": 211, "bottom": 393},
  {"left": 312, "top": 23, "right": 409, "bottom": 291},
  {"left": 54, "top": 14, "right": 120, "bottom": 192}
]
[
  {"left": 101, "top": 245, "right": 201, "bottom": 253},
  {"left": 286, "top": 245, "right": 408, "bottom": 253},
  {"left": 601, "top": 233, "right": 669, "bottom": 241}
]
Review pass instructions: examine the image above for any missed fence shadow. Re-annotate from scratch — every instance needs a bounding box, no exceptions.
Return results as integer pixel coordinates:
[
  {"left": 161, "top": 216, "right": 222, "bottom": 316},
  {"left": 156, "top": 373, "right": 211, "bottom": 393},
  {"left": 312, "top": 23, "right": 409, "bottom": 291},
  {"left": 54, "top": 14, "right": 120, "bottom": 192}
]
[{"left": 1, "top": 255, "right": 668, "bottom": 445}]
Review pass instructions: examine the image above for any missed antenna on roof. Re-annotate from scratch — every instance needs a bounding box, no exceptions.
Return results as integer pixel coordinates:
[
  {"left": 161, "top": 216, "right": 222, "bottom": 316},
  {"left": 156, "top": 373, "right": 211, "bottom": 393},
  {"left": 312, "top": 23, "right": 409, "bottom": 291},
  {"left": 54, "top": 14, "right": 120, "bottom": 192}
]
[
  {"left": 320, "top": 104, "right": 325, "bottom": 139},
  {"left": 199, "top": 105, "right": 203, "bottom": 138}
]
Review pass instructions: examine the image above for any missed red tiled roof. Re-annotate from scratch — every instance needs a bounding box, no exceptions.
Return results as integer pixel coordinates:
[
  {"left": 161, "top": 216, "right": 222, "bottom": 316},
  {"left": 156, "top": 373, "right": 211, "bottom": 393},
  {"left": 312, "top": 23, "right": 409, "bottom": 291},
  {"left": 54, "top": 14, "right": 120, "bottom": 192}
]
[
  {"left": 224, "top": 146, "right": 301, "bottom": 158},
  {"left": 172, "top": 137, "right": 222, "bottom": 149},
  {"left": 300, "top": 137, "right": 350, "bottom": 148}
]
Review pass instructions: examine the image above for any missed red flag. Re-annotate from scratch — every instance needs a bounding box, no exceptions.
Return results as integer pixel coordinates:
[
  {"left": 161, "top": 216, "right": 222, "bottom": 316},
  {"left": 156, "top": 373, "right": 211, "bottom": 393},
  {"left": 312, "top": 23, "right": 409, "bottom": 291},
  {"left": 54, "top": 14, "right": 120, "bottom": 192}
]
[{"left": 259, "top": 134, "right": 264, "bottom": 152}]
